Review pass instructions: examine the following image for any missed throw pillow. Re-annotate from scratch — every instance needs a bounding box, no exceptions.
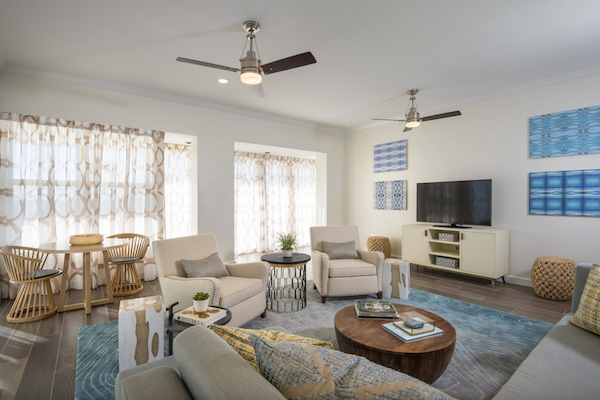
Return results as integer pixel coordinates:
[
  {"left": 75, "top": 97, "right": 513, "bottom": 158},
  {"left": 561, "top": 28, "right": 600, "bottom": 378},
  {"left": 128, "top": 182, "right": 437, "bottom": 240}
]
[
  {"left": 571, "top": 264, "right": 600, "bottom": 335},
  {"left": 180, "top": 252, "right": 230, "bottom": 278},
  {"left": 321, "top": 240, "right": 359, "bottom": 260},
  {"left": 207, "top": 325, "right": 333, "bottom": 370},
  {"left": 249, "top": 335, "right": 455, "bottom": 400}
]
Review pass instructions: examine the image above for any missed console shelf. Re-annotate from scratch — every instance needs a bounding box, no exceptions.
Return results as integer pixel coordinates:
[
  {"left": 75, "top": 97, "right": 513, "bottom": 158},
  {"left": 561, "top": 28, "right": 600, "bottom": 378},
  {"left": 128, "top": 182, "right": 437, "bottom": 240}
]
[{"left": 402, "top": 224, "right": 509, "bottom": 288}]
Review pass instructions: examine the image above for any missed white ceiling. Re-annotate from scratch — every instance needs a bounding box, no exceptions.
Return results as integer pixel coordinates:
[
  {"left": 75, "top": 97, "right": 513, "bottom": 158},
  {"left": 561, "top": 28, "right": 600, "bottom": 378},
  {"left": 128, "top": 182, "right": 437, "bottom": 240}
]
[{"left": 2, "top": 0, "right": 600, "bottom": 132}]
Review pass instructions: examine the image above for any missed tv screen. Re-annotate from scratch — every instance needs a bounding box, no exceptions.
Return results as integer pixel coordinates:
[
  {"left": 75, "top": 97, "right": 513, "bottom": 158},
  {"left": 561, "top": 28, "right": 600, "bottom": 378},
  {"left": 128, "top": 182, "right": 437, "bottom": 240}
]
[{"left": 416, "top": 179, "right": 492, "bottom": 227}]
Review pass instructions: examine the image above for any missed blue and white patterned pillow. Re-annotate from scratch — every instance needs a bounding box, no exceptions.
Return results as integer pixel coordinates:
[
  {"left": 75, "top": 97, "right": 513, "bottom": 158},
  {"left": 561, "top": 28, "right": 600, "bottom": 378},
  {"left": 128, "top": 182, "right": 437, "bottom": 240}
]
[{"left": 249, "top": 335, "right": 455, "bottom": 399}]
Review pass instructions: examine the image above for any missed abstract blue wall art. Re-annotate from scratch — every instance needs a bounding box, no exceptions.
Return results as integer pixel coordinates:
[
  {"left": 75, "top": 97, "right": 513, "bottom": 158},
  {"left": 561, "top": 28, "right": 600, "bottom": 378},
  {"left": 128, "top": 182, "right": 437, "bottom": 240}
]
[
  {"left": 529, "top": 105, "right": 600, "bottom": 158},
  {"left": 374, "top": 140, "right": 407, "bottom": 173},
  {"left": 529, "top": 169, "right": 600, "bottom": 217},
  {"left": 374, "top": 180, "right": 407, "bottom": 210}
]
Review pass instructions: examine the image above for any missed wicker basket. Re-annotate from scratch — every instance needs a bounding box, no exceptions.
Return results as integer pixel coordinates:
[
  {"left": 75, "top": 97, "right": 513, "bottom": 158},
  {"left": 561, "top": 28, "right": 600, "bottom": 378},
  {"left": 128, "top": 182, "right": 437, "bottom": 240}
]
[
  {"left": 366, "top": 236, "right": 392, "bottom": 259},
  {"left": 531, "top": 257, "right": 576, "bottom": 300}
]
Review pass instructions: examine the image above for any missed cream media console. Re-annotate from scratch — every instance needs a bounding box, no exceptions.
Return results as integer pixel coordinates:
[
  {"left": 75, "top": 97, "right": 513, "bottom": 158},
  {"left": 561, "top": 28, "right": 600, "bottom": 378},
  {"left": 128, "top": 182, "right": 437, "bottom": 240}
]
[{"left": 401, "top": 224, "right": 509, "bottom": 288}]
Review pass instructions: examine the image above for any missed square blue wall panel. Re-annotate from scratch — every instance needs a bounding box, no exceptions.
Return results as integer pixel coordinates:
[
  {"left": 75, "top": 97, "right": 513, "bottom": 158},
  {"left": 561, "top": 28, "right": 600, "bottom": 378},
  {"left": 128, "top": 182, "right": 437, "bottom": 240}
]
[
  {"left": 374, "top": 140, "right": 407, "bottom": 173},
  {"left": 529, "top": 105, "right": 600, "bottom": 158},
  {"left": 374, "top": 180, "right": 407, "bottom": 210},
  {"left": 529, "top": 169, "right": 600, "bottom": 217}
]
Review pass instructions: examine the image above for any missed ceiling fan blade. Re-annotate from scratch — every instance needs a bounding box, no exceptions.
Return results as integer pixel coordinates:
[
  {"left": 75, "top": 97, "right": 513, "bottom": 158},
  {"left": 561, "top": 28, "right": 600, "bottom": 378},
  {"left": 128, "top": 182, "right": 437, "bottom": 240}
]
[
  {"left": 249, "top": 83, "right": 265, "bottom": 99},
  {"left": 260, "top": 52, "right": 316, "bottom": 75},
  {"left": 421, "top": 110, "right": 462, "bottom": 122},
  {"left": 372, "top": 118, "right": 406, "bottom": 122},
  {"left": 176, "top": 57, "right": 240, "bottom": 73},
  {"left": 403, "top": 127, "right": 413, "bottom": 132}
]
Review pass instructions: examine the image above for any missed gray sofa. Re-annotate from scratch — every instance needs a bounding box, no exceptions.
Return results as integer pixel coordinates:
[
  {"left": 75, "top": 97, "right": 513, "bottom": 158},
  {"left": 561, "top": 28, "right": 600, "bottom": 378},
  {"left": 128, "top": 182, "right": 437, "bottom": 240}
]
[
  {"left": 116, "top": 263, "right": 600, "bottom": 400},
  {"left": 115, "top": 324, "right": 286, "bottom": 400},
  {"left": 493, "top": 262, "right": 600, "bottom": 399}
]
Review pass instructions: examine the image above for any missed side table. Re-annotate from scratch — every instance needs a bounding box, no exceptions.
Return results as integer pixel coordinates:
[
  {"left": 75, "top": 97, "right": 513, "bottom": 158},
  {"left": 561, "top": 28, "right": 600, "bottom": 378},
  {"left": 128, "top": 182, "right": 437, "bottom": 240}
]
[
  {"left": 165, "top": 302, "right": 231, "bottom": 355},
  {"left": 383, "top": 259, "right": 410, "bottom": 299},
  {"left": 261, "top": 252, "right": 310, "bottom": 313}
]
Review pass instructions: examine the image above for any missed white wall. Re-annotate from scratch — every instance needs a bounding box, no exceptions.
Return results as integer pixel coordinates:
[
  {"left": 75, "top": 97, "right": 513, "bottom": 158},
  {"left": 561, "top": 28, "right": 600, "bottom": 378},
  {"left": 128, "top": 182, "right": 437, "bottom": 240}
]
[
  {"left": 0, "top": 70, "right": 345, "bottom": 260},
  {"left": 344, "top": 72, "right": 600, "bottom": 285}
]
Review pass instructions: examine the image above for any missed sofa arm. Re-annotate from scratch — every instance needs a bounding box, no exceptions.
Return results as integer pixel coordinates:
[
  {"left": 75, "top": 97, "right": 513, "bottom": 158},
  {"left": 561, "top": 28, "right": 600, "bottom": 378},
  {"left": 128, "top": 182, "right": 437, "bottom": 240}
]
[
  {"left": 160, "top": 275, "right": 222, "bottom": 309},
  {"left": 572, "top": 263, "right": 596, "bottom": 313},
  {"left": 117, "top": 365, "right": 192, "bottom": 400},
  {"left": 225, "top": 261, "right": 269, "bottom": 287}
]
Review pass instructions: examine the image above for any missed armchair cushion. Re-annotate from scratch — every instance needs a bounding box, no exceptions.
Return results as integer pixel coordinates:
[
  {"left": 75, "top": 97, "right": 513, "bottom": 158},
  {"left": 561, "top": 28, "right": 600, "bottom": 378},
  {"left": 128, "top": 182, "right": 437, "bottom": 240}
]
[
  {"left": 321, "top": 240, "right": 359, "bottom": 260},
  {"left": 329, "top": 259, "right": 377, "bottom": 278},
  {"left": 218, "top": 276, "right": 264, "bottom": 308},
  {"left": 180, "top": 252, "right": 230, "bottom": 278}
]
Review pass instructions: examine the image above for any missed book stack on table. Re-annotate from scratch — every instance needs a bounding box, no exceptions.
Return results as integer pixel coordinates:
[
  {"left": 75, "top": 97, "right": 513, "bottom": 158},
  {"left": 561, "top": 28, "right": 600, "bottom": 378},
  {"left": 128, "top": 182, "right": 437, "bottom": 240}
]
[
  {"left": 354, "top": 300, "right": 398, "bottom": 319},
  {"left": 383, "top": 311, "right": 444, "bottom": 343},
  {"left": 174, "top": 306, "right": 227, "bottom": 326}
]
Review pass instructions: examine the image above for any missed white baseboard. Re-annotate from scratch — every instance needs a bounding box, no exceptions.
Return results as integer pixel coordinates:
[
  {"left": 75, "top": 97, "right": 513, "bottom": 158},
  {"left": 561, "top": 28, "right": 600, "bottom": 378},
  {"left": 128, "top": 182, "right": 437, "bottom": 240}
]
[{"left": 501, "top": 275, "right": 533, "bottom": 288}]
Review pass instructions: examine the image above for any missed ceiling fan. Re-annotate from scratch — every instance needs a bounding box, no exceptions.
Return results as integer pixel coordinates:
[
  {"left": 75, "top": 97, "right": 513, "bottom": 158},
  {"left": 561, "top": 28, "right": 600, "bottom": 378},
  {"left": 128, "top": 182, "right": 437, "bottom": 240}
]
[
  {"left": 373, "top": 89, "right": 462, "bottom": 132},
  {"left": 176, "top": 20, "right": 316, "bottom": 99}
]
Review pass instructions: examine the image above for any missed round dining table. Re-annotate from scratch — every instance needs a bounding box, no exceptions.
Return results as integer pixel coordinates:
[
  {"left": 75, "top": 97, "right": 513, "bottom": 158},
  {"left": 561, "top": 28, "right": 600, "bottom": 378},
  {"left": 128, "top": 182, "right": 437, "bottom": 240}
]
[{"left": 38, "top": 239, "right": 129, "bottom": 314}]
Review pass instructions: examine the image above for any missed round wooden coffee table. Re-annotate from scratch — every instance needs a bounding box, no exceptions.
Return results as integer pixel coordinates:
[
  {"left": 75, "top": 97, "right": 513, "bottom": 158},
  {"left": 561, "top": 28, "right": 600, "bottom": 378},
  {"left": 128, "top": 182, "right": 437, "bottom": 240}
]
[{"left": 334, "top": 304, "right": 456, "bottom": 383}]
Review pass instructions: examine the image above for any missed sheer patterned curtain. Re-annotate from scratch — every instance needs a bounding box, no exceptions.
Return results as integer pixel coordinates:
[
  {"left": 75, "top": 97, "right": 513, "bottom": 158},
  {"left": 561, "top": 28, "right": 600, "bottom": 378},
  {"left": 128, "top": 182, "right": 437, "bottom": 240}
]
[
  {"left": 164, "top": 143, "right": 192, "bottom": 238},
  {"left": 234, "top": 151, "right": 316, "bottom": 255},
  {"left": 0, "top": 112, "right": 165, "bottom": 298}
]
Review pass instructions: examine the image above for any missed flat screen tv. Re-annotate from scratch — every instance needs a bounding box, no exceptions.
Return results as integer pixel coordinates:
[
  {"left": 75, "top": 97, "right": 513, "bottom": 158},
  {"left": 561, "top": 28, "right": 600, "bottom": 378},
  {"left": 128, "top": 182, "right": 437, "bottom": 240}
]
[{"left": 416, "top": 179, "right": 492, "bottom": 228}]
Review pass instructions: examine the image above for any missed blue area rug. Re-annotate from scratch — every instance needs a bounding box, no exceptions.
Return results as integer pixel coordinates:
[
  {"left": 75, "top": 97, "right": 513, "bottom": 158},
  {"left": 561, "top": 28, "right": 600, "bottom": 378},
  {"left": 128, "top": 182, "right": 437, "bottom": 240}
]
[{"left": 75, "top": 284, "right": 552, "bottom": 400}]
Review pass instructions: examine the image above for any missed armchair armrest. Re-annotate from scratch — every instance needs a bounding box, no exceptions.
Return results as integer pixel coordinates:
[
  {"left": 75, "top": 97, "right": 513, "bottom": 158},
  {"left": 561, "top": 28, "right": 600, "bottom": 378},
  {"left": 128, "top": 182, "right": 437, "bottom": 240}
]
[
  {"left": 160, "top": 275, "right": 222, "bottom": 309},
  {"left": 225, "top": 261, "right": 270, "bottom": 287},
  {"left": 312, "top": 250, "right": 330, "bottom": 295},
  {"left": 357, "top": 249, "right": 385, "bottom": 291}
]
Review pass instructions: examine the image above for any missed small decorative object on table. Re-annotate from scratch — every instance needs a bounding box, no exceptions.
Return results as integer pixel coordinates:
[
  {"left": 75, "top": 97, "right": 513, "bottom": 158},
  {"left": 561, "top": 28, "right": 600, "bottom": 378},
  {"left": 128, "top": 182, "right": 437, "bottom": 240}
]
[
  {"left": 355, "top": 300, "right": 398, "bottom": 319},
  {"left": 275, "top": 231, "right": 297, "bottom": 258},
  {"left": 69, "top": 233, "right": 104, "bottom": 246},
  {"left": 394, "top": 311, "right": 435, "bottom": 335},
  {"left": 192, "top": 292, "right": 210, "bottom": 314}
]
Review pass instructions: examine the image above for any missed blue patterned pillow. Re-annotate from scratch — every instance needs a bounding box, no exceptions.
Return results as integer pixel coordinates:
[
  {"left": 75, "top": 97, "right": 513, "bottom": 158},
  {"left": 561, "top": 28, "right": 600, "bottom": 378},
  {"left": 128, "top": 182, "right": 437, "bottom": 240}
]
[{"left": 249, "top": 335, "right": 455, "bottom": 399}]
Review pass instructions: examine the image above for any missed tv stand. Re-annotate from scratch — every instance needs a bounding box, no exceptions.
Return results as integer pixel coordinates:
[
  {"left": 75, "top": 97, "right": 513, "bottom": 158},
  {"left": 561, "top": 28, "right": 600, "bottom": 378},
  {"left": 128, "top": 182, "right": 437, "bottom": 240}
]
[
  {"left": 402, "top": 224, "right": 509, "bottom": 288},
  {"left": 433, "top": 224, "right": 472, "bottom": 229}
]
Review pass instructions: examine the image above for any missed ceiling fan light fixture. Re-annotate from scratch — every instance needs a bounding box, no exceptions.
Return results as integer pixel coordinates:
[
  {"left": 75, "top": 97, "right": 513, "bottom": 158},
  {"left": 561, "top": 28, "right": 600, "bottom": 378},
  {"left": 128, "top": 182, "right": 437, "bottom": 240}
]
[
  {"left": 240, "top": 70, "right": 262, "bottom": 85},
  {"left": 240, "top": 50, "right": 262, "bottom": 85},
  {"left": 405, "top": 120, "right": 421, "bottom": 128}
]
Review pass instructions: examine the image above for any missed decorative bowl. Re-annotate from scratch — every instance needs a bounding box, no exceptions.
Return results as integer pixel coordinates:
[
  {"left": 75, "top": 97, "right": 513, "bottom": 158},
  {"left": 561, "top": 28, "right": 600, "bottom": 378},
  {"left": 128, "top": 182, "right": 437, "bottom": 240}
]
[{"left": 69, "top": 234, "right": 104, "bottom": 246}]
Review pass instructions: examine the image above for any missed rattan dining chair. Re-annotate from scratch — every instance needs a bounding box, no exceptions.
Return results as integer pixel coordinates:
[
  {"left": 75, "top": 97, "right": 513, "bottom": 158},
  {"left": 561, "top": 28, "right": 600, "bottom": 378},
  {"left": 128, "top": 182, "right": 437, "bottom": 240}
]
[
  {"left": 1, "top": 246, "right": 62, "bottom": 323},
  {"left": 106, "top": 233, "right": 149, "bottom": 296}
]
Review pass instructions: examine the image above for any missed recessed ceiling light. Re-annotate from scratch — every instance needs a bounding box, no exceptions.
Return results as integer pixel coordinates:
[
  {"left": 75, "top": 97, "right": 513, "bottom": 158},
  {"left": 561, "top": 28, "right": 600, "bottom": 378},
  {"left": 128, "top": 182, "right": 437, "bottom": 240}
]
[
  {"left": 217, "top": 78, "right": 228, "bottom": 84},
  {"left": 346, "top": 121, "right": 352, "bottom": 124}
]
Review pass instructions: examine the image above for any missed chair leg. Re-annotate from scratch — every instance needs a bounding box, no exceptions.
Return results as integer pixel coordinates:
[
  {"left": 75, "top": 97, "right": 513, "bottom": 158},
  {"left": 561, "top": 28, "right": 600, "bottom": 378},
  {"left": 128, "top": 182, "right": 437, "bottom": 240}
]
[
  {"left": 377, "top": 291, "right": 383, "bottom": 299},
  {"left": 111, "top": 263, "right": 144, "bottom": 296},
  {"left": 321, "top": 296, "right": 327, "bottom": 303},
  {"left": 261, "top": 309, "right": 267, "bottom": 318},
  {"left": 7, "top": 279, "right": 57, "bottom": 323}
]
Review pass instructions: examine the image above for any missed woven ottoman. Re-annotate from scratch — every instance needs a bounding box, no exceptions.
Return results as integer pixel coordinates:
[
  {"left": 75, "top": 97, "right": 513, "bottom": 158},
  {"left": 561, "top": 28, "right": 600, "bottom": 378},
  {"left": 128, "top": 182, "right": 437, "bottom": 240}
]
[
  {"left": 367, "top": 236, "right": 392, "bottom": 259},
  {"left": 531, "top": 257, "right": 576, "bottom": 300}
]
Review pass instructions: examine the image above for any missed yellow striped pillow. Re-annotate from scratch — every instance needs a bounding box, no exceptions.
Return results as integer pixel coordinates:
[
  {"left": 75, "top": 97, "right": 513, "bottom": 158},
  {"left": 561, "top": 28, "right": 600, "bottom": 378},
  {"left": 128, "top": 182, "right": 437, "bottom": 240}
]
[
  {"left": 571, "top": 264, "right": 600, "bottom": 335},
  {"left": 207, "top": 324, "right": 334, "bottom": 370}
]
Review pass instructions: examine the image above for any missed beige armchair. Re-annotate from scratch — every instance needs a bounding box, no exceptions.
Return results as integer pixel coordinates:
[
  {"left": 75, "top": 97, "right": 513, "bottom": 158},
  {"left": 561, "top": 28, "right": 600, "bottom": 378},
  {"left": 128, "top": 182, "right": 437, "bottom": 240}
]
[
  {"left": 152, "top": 234, "right": 268, "bottom": 327},
  {"left": 310, "top": 225, "right": 384, "bottom": 303}
]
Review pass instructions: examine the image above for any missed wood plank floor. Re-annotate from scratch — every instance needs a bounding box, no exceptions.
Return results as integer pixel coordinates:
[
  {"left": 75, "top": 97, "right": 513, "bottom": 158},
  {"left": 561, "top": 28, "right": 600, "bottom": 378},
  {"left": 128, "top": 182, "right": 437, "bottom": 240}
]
[{"left": 0, "top": 265, "right": 571, "bottom": 400}]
